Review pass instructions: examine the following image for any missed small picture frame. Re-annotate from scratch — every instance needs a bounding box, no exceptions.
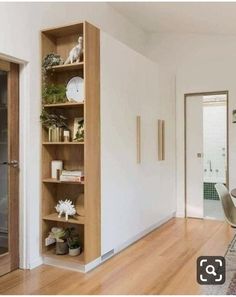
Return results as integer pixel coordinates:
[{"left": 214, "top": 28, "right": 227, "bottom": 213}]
[{"left": 73, "top": 117, "right": 84, "bottom": 142}]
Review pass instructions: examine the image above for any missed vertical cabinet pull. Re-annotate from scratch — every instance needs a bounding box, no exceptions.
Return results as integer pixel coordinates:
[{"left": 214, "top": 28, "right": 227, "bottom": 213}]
[
  {"left": 158, "top": 119, "right": 165, "bottom": 161},
  {"left": 136, "top": 116, "right": 141, "bottom": 164}
]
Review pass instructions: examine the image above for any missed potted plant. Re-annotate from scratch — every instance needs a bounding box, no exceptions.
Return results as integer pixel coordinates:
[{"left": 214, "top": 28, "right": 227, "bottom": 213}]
[
  {"left": 40, "top": 109, "right": 68, "bottom": 142},
  {"left": 42, "top": 83, "right": 67, "bottom": 105},
  {"left": 42, "top": 53, "right": 63, "bottom": 71},
  {"left": 42, "top": 53, "right": 63, "bottom": 88},
  {"left": 66, "top": 227, "right": 81, "bottom": 256},
  {"left": 49, "top": 227, "right": 68, "bottom": 255}
]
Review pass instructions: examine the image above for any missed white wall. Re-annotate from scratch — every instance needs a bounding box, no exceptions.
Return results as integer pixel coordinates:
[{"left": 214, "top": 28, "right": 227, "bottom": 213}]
[
  {"left": 0, "top": 2, "right": 148, "bottom": 269},
  {"left": 143, "top": 37, "right": 177, "bottom": 220},
  {"left": 100, "top": 32, "right": 174, "bottom": 255},
  {"left": 146, "top": 32, "right": 236, "bottom": 216},
  {"left": 203, "top": 103, "right": 227, "bottom": 184},
  {"left": 0, "top": 3, "right": 184, "bottom": 269}
]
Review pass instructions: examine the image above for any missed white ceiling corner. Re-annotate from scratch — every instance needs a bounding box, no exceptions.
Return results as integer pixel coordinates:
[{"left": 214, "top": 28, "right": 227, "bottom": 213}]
[{"left": 110, "top": 2, "right": 236, "bottom": 35}]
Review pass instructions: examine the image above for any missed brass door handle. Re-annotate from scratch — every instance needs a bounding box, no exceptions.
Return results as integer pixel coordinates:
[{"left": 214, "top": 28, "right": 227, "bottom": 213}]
[{"left": 0, "top": 160, "right": 18, "bottom": 168}]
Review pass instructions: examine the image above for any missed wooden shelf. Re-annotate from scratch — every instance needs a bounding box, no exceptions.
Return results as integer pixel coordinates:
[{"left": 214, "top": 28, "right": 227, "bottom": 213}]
[
  {"left": 42, "top": 22, "right": 84, "bottom": 38},
  {"left": 43, "top": 178, "right": 84, "bottom": 185},
  {"left": 43, "top": 142, "right": 84, "bottom": 145},
  {"left": 49, "top": 62, "right": 84, "bottom": 72},
  {"left": 43, "top": 102, "right": 84, "bottom": 108},
  {"left": 43, "top": 213, "right": 85, "bottom": 225},
  {"left": 44, "top": 249, "right": 84, "bottom": 265},
  {"left": 41, "top": 21, "right": 101, "bottom": 267}
]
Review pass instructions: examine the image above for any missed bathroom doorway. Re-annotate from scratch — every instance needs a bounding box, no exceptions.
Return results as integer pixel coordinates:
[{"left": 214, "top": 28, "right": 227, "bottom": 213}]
[{"left": 185, "top": 91, "right": 228, "bottom": 220}]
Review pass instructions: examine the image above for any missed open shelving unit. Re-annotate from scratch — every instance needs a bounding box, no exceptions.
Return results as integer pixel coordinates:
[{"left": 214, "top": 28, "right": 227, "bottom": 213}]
[{"left": 41, "top": 21, "right": 100, "bottom": 269}]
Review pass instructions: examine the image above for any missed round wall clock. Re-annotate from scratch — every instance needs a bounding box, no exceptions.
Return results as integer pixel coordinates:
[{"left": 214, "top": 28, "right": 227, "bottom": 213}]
[{"left": 66, "top": 76, "right": 84, "bottom": 103}]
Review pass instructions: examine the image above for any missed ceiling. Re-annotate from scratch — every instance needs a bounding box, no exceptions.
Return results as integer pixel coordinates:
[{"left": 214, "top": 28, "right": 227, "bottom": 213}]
[{"left": 110, "top": 2, "right": 236, "bottom": 35}]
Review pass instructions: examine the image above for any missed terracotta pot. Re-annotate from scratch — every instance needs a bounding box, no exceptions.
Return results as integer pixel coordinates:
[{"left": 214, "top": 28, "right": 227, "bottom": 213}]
[{"left": 69, "top": 247, "right": 81, "bottom": 256}]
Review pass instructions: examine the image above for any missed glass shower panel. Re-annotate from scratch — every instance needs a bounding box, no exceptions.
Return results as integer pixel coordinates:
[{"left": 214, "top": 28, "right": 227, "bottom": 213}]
[{"left": 0, "top": 70, "right": 8, "bottom": 254}]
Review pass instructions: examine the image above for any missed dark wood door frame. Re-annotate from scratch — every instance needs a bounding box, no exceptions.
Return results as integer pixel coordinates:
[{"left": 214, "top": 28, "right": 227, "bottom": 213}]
[
  {"left": 184, "top": 90, "right": 229, "bottom": 218},
  {"left": 0, "top": 60, "right": 19, "bottom": 276}
]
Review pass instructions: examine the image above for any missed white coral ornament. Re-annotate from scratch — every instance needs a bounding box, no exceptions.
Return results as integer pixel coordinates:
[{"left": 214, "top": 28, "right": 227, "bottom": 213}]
[{"left": 55, "top": 199, "right": 76, "bottom": 221}]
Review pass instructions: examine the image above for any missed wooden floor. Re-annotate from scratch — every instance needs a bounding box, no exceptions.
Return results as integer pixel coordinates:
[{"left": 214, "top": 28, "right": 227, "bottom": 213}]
[{"left": 0, "top": 218, "right": 234, "bottom": 295}]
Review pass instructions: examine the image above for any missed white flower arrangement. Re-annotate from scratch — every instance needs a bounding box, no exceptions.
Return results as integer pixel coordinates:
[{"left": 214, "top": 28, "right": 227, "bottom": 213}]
[{"left": 55, "top": 199, "right": 76, "bottom": 221}]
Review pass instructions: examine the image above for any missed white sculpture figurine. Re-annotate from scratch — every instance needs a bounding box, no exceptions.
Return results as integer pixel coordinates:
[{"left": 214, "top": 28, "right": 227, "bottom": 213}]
[
  {"left": 64, "top": 36, "right": 83, "bottom": 64},
  {"left": 55, "top": 199, "right": 76, "bottom": 221}
]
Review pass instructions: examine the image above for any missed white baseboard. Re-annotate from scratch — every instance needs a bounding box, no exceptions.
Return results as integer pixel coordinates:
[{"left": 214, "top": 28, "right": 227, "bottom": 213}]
[
  {"left": 27, "top": 256, "right": 43, "bottom": 269},
  {"left": 176, "top": 211, "right": 185, "bottom": 218},
  {"left": 84, "top": 257, "right": 101, "bottom": 272},
  {"left": 85, "top": 212, "right": 176, "bottom": 272},
  {"left": 113, "top": 212, "right": 176, "bottom": 255},
  {"left": 43, "top": 255, "right": 85, "bottom": 273},
  {"left": 38, "top": 212, "right": 176, "bottom": 273}
]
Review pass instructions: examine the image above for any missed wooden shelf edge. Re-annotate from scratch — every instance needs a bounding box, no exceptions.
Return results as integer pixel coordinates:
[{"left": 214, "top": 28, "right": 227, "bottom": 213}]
[
  {"left": 48, "top": 62, "right": 84, "bottom": 72},
  {"left": 43, "top": 213, "right": 85, "bottom": 225},
  {"left": 43, "top": 178, "right": 84, "bottom": 185},
  {"left": 43, "top": 249, "right": 85, "bottom": 265},
  {"left": 42, "top": 142, "right": 84, "bottom": 145},
  {"left": 43, "top": 102, "right": 84, "bottom": 108}
]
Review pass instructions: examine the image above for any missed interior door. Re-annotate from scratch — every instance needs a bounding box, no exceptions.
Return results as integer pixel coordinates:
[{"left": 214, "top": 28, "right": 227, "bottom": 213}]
[
  {"left": 0, "top": 60, "right": 19, "bottom": 276},
  {"left": 186, "top": 96, "right": 203, "bottom": 218}
]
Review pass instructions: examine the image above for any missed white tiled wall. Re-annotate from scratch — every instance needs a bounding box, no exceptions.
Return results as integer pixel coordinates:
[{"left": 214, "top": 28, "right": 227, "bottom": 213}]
[{"left": 203, "top": 103, "right": 227, "bottom": 183}]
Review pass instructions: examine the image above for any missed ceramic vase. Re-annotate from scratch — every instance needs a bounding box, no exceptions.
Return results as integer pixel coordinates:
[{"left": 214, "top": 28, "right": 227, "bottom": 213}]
[
  {"left": 48, "top": 126, "right": 63, "bottom": 142},
  {"left": 69, "top": 247, "right": 81, "bottom": 257},
  {"left": 56, "top": 242, "right": 68, "bottom": 255}
]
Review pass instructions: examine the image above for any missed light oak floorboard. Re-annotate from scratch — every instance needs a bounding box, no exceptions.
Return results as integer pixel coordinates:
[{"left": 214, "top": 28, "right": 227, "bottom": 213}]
[{"left": 0, "top": 218, "right": 233, "bottom": 295}]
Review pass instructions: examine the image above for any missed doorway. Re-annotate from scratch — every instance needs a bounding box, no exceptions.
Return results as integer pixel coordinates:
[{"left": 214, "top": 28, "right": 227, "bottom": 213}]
[
  {"left": 0, "top": 60, "right": 19, "bottom": 276},
  {"left": 185, "top": 91, "right": 228, "bottom": 220}
]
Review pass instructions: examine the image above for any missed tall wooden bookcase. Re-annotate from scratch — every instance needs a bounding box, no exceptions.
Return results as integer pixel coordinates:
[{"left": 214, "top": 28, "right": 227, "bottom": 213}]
[{"left": 41, "top": 22, "right": 100, "bottom": 269}]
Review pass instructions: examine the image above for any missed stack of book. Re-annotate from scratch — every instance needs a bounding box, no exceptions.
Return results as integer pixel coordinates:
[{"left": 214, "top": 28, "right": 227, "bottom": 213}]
[{"left": 60, "top": 170, "right": 84, "bottom": 183}]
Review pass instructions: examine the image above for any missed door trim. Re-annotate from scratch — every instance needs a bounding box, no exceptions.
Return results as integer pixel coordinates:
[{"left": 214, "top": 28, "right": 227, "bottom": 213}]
[
  {"left": 8, "top": 62, "right": 19, "bottom": 271},
  {"left": 0, "top": 60, "right": 10, "bottom": 72},
  {"left": 184, "top": 91, "right": 229, "bottom": 218},
  {"left": 0, "top": 60, "right": 19, "bottom": 276}
]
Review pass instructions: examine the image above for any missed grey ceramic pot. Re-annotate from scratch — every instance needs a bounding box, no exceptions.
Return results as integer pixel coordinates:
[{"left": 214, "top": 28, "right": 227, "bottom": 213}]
[{"left": 56, "top": 242, "right": 68, "bottom": 255}]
